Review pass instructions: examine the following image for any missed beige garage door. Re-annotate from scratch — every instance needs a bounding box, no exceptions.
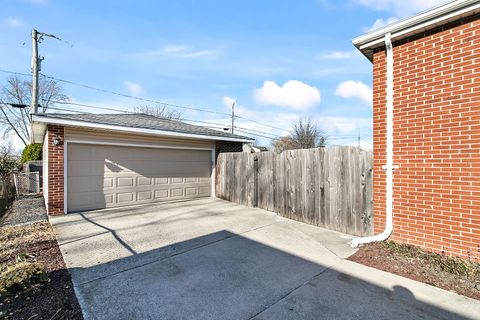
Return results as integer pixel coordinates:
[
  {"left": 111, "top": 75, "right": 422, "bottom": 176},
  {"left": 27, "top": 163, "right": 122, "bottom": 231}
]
[{"left": 67, "top": 144, "right": 212, "bottom": 212}]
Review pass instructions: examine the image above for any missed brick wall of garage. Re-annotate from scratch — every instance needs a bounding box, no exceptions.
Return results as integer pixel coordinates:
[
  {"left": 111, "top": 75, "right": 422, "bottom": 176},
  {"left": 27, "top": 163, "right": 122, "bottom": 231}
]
[
  {"left": 46, "top": 125, "right": 65, "bottom": 215},
  {"left": 372, "top": 15, "right": 480, "bottom": 261}
]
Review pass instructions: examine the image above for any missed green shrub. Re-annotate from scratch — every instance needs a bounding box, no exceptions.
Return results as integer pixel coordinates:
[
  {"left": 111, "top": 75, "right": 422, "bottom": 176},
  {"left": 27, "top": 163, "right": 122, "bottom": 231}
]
[
  {"left": 0, "top": 262, "right": 47, "bottom": 297},
  {"left": 0, "top": 157, "right": 18, "bottom": 176},
  {"left": 20, "top": 144, "right": 42, "bottom": 164}
]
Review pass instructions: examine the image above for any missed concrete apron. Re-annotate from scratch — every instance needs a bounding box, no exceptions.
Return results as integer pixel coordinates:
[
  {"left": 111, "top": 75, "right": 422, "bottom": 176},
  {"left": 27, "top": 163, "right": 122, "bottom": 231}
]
[{"left": 50, "top": 198, "right": 480, "bottom": 320}]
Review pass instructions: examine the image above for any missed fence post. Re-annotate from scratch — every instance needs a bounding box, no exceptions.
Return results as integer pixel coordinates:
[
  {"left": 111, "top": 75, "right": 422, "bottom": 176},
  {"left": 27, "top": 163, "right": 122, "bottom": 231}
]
[
  {"left": 35, "top": 172, "right": 40, "bottom": 193},
  {"left": 12, "top": 173, "right": 19, "bottom": 199},
  {"left": 253, "top": 155, "right": 258, "bottom": 208}
]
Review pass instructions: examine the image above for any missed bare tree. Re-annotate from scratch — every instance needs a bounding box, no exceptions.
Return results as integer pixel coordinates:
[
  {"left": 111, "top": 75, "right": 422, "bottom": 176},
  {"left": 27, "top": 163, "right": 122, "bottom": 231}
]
[
  {"left": 290, "top": 117, "right": 327, "bottom": 148},
  {"left": 0, "top": 76, "right": 68, "bottom": 146},
  {"left": 272, "top": 136, "right": 296, "bottom": 153},
  {"left": 272, "top": 117, "right": 327, "bottom": 153},
  {"left": 134, "top": 105, "right": 182, "bottom": 120}
]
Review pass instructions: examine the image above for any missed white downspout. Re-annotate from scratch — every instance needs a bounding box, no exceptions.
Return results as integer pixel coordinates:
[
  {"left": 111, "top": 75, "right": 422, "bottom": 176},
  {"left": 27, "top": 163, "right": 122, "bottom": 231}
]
[{"left": 349, "top": 32, "right": 397, "bottom": 248}]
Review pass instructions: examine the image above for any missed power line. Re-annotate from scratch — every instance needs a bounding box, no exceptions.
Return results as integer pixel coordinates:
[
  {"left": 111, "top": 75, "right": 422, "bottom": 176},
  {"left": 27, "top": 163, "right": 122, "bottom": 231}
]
[
  {"left": 1, "top": 68, "right": 370, "bottom": 140},
  {"left": 50, "top": 101, "right": 233, "bottom": 128},
  {"left": 41, "top": 73, "right": 233, "bottom": 117},
  {"left": 40, "top": 73, "right": 291, "bottom": 133},
  {"left": 51, "top": 101, "right": 132, "bottom": 114},
  {"left": 0, "top": 68, "right": 291, "bottom": 134},
  {"left": 0, "top": 69, "right": 31, "bottom": 77},
  {"left": 235, "top": 115, "right": 288, "bottom": 132},
  {"left": 234, "top": 128, "right": 277, "bottom": 140},
  {"left": 47, "top": 106, "right": 90, "bottom": 114},
  {"left": 49, "top": 101, "right": 368, "bottom": 142},
  {"left": 234, "top": 125, "right": 278, "bottom": 137}
]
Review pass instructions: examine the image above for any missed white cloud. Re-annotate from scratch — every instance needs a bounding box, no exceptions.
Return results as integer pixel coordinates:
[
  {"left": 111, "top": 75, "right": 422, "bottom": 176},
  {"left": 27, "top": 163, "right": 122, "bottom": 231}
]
[
  {"left": 364, "top": 16, "right": 398, "bottom": 32},
  {"left": 222, "top": 96, "right": 236, "bottom": 108},
  {"left": 4, "top": 18, "right": 23, "bottom": 28},
  {"left": 147, "top": 45, "right": 216, "bottom": 59},
  {"left": 321, "top": 51, "right": 353, "bottom": 59},
  {"left": 123, "top": 81, "right": 143, "bottom": 96},
  {"left": 254, "top": 80, "right": 321, "bottom": 110},
  {"left": 355, "top": 0, "right": 450, "bottom": 17},
  {"left": 317, "top": 116, "right": 370, "bottom": 135},
  {"left": 335, "top": 80, "right": 372, "bottom": 105}
]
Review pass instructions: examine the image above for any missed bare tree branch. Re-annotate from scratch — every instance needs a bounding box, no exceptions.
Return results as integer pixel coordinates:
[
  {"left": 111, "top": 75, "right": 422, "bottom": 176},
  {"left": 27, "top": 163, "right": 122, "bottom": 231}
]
[
  {"left": 134, "top": 105, "right": 182, "bottom": 120},
  {"left": 272, "top": 117, "right": 327, "bottom": 153},
  {"left": 0, "top": 76, "right": 68, "bottom": 146},
  {"left": 0, "top": 105, "right": 27, "bottom": 145}
]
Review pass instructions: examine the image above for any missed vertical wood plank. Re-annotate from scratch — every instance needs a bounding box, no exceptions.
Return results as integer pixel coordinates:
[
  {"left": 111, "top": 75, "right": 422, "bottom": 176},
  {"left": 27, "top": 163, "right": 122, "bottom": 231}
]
[{"left": 215, "top": 147, "right": 373, "bottom": 236}]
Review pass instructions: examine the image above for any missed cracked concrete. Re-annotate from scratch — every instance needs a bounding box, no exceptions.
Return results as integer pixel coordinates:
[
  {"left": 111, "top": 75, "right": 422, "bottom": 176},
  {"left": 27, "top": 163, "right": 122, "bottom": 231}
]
[{"left": 50, "top": 198, "right": 480, "bottom": 320}]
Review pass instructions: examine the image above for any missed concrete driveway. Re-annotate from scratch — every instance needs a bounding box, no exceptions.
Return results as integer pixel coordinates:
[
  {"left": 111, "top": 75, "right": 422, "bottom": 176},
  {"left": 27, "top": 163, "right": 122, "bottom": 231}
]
[{"left": 51, "top": 198, "right": 480, "bottom": 320}]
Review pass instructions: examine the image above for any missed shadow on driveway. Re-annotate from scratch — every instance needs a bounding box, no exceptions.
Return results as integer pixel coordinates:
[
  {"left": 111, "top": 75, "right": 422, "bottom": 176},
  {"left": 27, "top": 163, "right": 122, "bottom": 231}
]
[{"left": 70, "top": 229, "right": 477, "bottom": 320}]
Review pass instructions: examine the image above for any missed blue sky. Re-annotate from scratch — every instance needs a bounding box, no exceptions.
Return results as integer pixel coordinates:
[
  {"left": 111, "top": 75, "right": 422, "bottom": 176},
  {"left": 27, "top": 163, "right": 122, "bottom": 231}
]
[{"left": 0, "top": 0, "right": 450, "bottom": 148}]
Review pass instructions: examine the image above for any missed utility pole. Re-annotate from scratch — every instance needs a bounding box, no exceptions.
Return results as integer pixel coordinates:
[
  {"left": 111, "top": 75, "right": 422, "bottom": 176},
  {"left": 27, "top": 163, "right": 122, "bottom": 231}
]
[
  {"left": 31, "top": 29, "right": 40, "bottom": 116},
  {"left": 231, "top": 101, "right": 235, "bottom": 134},
  {"left": 30, "top": 29, "right": 66, "bottom": 117}
]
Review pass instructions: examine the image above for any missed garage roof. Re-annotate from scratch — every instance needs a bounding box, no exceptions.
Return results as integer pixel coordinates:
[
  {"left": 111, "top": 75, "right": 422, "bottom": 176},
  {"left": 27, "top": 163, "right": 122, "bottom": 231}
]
[
  {"left": 31, "top": 113, "right": 255, "bottom": 143},
  {"left": 353, "top": 0, "right": 480, "bottom": 61}
]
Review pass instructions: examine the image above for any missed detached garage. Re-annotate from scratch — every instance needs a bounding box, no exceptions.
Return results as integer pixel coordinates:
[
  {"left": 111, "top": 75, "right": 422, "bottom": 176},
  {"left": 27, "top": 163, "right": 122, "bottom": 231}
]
[{"left": 31, "top": 113, "right": 254, "bottom": 215}]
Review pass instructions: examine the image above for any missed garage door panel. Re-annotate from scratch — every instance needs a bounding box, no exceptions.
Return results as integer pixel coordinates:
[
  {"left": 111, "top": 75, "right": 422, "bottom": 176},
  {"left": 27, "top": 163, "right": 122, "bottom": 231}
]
[
  {"left": 155, "top": 178, "right": 169, "bottom": 185},
  {"left": 69, "top": 191, "right": 114, "bottom": 212},
  {"left": 185, "top": 187, "right": 197, "bottom": 196},
  {"left": 104, "top": 178, "right": 114, "bottom": 188},
  {"left": 68, "top": 161, "right": 108, "bottom": 177},
  {"left": 170, "top": 188, "right": 184, "bottom": 197},
  {"left": 137, "top": 190, "right": 152, "bottom": 201},
  {"left": 117, "top": 177, "right": 134, "bottom": 187},
  {"left": 68, "top": 144, "right": 212, "bottom": 212},
  {"left": 198, "top": 186, "right": 210, "bottom": 196},
  {"left": 154, "top": 189, "right": 169, "bottom": 199},
  {"left": 137, "top": 177, "right": 153, "bottom": 186},
  {"left": 69, "top": 176, "right": 100, "bottom": 193},
  {"left": 112, "top": 163, "right": 210, "bottom": 177},
  {"left": 117, "top": 192, "right": 135, "bottom": 204}
]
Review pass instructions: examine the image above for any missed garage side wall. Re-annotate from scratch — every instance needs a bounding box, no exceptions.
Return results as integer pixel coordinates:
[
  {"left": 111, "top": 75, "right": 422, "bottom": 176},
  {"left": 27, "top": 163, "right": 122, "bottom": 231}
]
[
  {"left": 42, "top": 132, "right": 48, "bottom": 209},
  {"left": 372, "top": 16, "right": 480, "bottom": 261},
  {"left": 46, "top": 125, "right": 65, "bottom": 215}
]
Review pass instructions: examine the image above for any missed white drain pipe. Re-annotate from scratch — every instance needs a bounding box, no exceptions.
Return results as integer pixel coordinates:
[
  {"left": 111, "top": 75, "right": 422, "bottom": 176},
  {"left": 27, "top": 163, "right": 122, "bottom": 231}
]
[{"left": 349, "top": 32, "right": 396, "bottom": 248}]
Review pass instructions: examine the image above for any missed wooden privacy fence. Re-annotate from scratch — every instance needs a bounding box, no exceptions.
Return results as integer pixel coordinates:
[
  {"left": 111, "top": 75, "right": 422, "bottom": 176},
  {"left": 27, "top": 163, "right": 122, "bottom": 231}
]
[
  {"left": 0, "top": 175, "right": 16, "bottom": 216},
  {"left": 216, "top": 146, "right": 373, "bottom": 236}
]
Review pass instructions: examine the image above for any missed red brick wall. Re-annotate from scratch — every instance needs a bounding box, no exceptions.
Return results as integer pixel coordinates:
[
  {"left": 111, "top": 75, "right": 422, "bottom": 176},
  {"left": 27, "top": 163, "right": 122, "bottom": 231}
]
[
  {"left": 372, "top": 16, "right": 480, "bottom": 261},
  {"left": 46, "top": 125, "right": 64, "bottom": 215}
]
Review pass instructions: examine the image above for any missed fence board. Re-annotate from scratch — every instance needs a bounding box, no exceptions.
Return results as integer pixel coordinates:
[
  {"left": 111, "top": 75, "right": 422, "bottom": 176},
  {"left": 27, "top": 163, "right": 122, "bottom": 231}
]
[
  {"left": 0, "top": 175, "right": 15, "bottom": 216},
  {"left": 216, "top": 146, "right": 373, "bottom": 236}
]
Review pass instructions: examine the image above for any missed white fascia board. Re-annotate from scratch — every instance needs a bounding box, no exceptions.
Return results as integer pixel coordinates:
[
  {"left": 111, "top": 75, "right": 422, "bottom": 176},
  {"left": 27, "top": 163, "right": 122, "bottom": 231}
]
[
  {"left": 353, "top": 0, "right": 480, "bottom": 58},
  {"left": 31, "top": 115, "right": 255, "bottom": 143}
]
